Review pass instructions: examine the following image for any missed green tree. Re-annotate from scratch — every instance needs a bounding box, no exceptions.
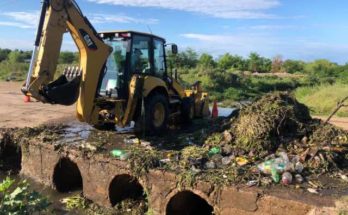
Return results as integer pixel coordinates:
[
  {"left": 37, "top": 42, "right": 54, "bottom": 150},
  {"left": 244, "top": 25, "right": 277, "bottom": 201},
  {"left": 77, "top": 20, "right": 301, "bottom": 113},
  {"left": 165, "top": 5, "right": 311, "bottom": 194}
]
[
  {"left": 260, "top": 57, "right": 272, "bottom": 73},
  {"left": 217, "top": 53, "right": 246, "bottom": 71},
  {"left": 8, "top": 50, "right": 25, "bottom": 64},
  {"left": 59, "top": 51, "right": 76, "bottom": 64},
  {"left": 0, "top": 49, "right": 11, "bottom": 62},
  {"left": 198, "top": 53, "right": 215, "bottom": 68},
  {"left": 282, "top": 60, "right": 305, "bottom": 74},
  {"left": 248, "top": 52, "right": 262, "bottom": 73},
  {"left": 247, "top": 52, "right": 271, "bottom": 73},
  {"left": 176, "top": 48, "right": 198, "bottom": 68},
  {"left": 305, "top": 59, "right": 339, "bottom": 77}
]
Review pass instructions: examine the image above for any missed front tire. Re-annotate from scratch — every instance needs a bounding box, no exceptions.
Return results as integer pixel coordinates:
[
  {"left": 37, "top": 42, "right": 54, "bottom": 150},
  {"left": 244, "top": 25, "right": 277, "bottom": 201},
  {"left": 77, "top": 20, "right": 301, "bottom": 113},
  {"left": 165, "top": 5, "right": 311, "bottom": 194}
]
[{"left": 145, "top": 94, "right": 169, "bottom": 135}]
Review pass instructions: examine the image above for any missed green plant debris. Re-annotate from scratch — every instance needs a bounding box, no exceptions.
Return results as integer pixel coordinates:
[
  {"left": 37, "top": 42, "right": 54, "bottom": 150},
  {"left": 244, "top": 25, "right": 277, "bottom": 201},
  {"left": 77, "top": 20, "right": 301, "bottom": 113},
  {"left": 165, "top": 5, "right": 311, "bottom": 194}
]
[
  {"left": 229, "top": 92, "right": 312, "bottom": 153},
  {"left": 127, "top": 146, "right": 161, "bottom": 177},
  {"left": 61, "top": 194, "right": 87, "bottom": 210},
  {"left": 180, "top": 146, "right": 208, "bottom": 169},
  {"left": 0, "top": 177, "right": 50, "bottom": 215}
]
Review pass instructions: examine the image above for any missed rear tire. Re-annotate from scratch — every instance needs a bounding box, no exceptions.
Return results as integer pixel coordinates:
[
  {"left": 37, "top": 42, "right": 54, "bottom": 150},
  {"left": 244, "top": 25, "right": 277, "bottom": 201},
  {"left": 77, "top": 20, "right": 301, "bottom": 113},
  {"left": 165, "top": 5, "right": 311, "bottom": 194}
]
[{"left": 145, "top": 94, "right": 169, "bottom": 135}]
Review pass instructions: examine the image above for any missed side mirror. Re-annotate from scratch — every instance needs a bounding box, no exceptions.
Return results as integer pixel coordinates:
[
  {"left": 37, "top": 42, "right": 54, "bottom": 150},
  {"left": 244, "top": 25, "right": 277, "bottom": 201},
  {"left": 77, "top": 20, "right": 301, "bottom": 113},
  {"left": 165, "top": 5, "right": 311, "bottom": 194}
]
[{"left": 171, "top": 44, "right": 178, "bottom": 55}]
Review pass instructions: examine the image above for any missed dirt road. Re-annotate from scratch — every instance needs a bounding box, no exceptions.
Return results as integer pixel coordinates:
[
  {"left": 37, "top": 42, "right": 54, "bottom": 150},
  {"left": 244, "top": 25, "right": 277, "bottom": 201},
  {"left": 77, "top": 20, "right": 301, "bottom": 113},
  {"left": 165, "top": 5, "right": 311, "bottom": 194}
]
[
  {"left": 1, "top": 81, "right": 348, "bottom": 130},
  {"left": 315, "top": 116, "right": 348, "bottom": 130},
  {"left": 0, "top": 81, "right": 74, "bottom": 128}
]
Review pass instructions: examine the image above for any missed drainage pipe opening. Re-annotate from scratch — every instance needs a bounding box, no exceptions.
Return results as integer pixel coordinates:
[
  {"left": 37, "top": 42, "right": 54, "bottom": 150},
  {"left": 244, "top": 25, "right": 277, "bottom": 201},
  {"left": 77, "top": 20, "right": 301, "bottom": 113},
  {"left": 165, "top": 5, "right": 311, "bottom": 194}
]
[
  {"left": 53, "top": 157, "right": 82, "bottom": 192},
  {"left": 166, "top": 191, "right": 214, "bottom": 215},
  {"left": 108, "top": 174, "right": 147, "bottom": 208},
  {"left": 0, "top": 133, "right": 21, "bottom": 172}
]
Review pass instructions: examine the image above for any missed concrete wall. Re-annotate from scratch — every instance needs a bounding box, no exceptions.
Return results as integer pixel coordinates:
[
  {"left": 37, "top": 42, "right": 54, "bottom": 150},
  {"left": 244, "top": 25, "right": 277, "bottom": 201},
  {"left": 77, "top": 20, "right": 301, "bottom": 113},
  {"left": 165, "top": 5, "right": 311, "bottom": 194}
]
[{"left": 20, "top": 141, "right": 337, "bottom": 215}]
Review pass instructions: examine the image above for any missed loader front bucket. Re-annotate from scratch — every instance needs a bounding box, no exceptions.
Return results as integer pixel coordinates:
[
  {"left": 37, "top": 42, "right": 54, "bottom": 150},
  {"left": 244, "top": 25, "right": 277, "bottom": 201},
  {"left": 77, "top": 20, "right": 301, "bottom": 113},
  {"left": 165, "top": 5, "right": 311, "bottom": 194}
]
[{"left": 41, "top": 67, "right": 82, "bottom": 106}]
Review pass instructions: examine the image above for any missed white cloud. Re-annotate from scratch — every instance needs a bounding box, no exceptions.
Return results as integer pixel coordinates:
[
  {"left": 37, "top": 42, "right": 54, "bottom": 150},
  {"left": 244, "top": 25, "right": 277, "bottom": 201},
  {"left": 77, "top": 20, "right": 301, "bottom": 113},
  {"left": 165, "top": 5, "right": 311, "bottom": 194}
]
[
  {"left": 180, "top": 33, "right": 348, "bottom": 64},
  {"left": 0, "top": 38, "right": 33, "bottom": 50},
  {"left": 0, "top": 11, "right": 39, "bottom": 29},
  {"left": 248, "top": 25, "right": 296, "bottom": 30},
  {"left": 89, "top": 13, "right": 159, "bottom": 25},
  {"left": 88, "top": 0, "right": 280, "bottom": 19},
  {"left": 0, "top": 10, "right": 158, "bottom": 29},
  {"left": 0, "top": 21, "right": 32, "bottom": 29}
]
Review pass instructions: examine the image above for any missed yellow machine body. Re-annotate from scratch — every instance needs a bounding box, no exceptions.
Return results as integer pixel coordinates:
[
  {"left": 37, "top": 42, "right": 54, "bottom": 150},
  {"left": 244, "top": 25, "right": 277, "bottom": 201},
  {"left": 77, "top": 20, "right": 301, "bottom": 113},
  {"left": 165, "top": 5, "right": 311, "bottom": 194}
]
[{"left": 23, "top": 0, "right": 210, "bottom": 134}]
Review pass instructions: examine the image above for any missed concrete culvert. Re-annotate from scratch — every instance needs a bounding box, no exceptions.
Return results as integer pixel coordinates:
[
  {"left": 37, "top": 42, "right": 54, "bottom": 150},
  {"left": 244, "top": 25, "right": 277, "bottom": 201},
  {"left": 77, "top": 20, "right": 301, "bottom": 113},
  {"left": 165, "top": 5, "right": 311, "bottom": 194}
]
[
  {"left": 108, "top": 174, "right": 146, "bottom": 207},
  {"left": 166, "top": 191, "right": 214, "bottom": 215},
  {"left": 53, "top": 158, "right": 83, "bottom": 192}
]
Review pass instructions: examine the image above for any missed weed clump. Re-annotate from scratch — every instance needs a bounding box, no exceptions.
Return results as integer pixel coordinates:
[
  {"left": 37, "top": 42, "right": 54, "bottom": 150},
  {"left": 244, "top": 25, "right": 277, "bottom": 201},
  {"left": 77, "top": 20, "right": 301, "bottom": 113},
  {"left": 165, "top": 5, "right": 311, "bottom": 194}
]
[
  {"left": 180, "top": 146, "right": 208, "bottom": 169},
  {"left": 127, "top": 146, "right": 160, "bottom": 177},
  {"left": 228, "top": 92, "right": 312, "bottom": 153}
]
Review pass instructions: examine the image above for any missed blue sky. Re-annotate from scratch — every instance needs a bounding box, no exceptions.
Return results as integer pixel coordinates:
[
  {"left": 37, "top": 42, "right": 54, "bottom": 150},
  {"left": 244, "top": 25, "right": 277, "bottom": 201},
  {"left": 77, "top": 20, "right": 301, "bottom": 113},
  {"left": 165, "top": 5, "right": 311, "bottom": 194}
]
[{"left": 0, "top": 0, "right": 348, "bottom": 64}]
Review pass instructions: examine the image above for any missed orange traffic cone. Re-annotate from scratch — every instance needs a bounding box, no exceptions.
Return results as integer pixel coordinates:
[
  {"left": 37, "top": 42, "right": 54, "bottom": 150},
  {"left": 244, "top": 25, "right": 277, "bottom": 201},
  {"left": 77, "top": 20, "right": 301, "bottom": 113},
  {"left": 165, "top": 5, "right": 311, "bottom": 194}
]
[
  {"left": 24, "top": 95, "right": 31, "bottom": 103},
  {"left": 212, "top": 100, "right": 218, "bottom": 118}
]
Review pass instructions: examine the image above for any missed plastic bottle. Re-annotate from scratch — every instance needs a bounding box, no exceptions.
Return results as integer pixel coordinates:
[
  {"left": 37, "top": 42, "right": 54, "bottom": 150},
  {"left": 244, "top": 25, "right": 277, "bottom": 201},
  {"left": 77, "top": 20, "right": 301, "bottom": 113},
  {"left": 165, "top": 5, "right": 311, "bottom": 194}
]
[
  {"left": 295, "top": 162, "right": 304, "bottom": 173},
  {"left": 295, "top": 174, "right": 304, "bottom": 183},
  {"left": 124, "top": 138, "right": 140, "bottom": 144},
  {"left": 281, "top": 172, "right": 293, "bottom": 185},
  {"left": 257, "top": 157, "right": 292, "bottom": 183},
  {"left": 271, "top": 168, "right": 280, "bottom": 183},
  {"left": 208, "top": 147, "right": 221, "bottom": 156},
  {"left": 110, "top": 149, "right": 129, "bottom": 160}
]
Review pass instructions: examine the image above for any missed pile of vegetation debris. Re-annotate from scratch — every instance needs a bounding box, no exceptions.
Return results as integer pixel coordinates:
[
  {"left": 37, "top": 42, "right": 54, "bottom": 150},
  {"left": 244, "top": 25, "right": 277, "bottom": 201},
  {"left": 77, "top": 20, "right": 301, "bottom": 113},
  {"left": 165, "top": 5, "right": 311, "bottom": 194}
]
[
  {"left": 128, "top": 92, "right": 348, "bottom": 192},
  {"left": 184, "top": 92, "right": 348, "bottom": 188}
]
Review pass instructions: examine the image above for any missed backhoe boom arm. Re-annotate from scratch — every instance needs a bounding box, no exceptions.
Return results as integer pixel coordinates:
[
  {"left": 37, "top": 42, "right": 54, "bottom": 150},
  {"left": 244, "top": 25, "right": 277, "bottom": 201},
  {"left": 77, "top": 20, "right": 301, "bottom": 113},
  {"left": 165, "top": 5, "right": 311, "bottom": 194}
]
[{"left": 22, "top": 0, "right": 111, "bottom": 124}]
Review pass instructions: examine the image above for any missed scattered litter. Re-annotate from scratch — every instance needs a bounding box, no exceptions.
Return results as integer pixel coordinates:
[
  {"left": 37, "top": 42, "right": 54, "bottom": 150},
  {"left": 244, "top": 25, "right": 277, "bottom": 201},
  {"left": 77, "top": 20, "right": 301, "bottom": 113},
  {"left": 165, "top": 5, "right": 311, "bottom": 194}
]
[
  {"left": 235, "top": 157, "right": 249, "bottom": 166},
  {"left": 124, "top": 137, "right": 140, "bottom": 144},
  {"left": 307, "top": 188, "right": 319, "bottom": 194},
  {"left": 295, "top": 174, "right": 304, "bottom": 184},
  {"left": 221, "top": 155, "right": 233, "bottom": 165},
  {"left": 79, "top": 142, "right": 97, "bottom": 151},
  {"left": 295, "top": 162, "right": 304, "bottom": 173},
  {"left": 110, "top": 149, "right": 129, "bottom": 160},
  {"left": 281, "top": 172, "right": 293, "bottom": 185},
  {"left": 115, "top": 121, "right": 135, "bottom": 133},
  {"left": 208, "top": 146, "right": 221, "bottom": 157},
  {"left": 246, "top": 180, "right": 258, "bottom": 187},
  {"left": 339, "top": 173, "right": 348, "bottom": 182},
  {"left": 205, "top": 161, "right": 216, "bottom": 169}
]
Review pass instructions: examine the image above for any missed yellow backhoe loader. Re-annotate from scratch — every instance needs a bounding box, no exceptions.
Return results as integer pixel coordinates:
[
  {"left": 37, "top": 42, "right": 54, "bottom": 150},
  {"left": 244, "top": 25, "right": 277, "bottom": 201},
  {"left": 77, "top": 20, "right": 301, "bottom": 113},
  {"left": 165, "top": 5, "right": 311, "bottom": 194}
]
[{"left": 22, "top": 0, "right": 210, "bottom": 134}]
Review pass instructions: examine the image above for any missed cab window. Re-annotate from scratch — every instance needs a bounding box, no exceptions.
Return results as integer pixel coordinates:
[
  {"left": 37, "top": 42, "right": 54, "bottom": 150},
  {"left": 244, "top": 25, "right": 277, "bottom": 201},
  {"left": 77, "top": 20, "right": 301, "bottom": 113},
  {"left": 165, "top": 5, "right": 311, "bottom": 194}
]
[
  {"left": 130, "top": 35, "right": 151, "bottom": 74},
  {"left": 154, "top": 39, "right": 165, "bottom": 77}
]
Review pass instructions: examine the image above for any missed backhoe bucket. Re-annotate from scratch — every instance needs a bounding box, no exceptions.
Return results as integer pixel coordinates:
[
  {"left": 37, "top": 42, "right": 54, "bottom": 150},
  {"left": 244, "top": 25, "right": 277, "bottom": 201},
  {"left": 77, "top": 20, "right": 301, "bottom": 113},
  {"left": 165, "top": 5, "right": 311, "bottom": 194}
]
[{"left": 42, "top": 67, "right": 82, "bottom": 106}]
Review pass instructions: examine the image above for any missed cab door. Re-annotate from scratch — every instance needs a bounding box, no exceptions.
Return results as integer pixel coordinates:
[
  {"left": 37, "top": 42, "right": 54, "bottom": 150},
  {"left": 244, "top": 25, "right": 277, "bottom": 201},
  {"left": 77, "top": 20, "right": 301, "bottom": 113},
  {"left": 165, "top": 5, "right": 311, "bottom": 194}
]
[
  {"left": 129, "top": 35, "right": 151, "bottom": 75},
  {"left": 153, "top": 38, "right": 166, "bottom": 78}
]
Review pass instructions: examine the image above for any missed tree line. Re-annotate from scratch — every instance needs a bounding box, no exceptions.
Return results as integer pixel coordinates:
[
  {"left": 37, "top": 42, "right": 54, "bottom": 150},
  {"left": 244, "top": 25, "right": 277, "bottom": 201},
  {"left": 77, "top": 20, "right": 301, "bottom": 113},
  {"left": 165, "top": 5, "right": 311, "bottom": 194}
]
[{"left": 0, "top": 48, "right": 78, "bottom": 64}]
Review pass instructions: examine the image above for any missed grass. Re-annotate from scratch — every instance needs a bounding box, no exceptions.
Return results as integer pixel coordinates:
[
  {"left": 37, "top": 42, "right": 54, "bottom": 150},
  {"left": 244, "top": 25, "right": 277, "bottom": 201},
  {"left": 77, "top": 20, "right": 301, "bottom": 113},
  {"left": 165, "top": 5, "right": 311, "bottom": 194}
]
[
  {"left": 295, "top": 83, "right": 348, "bottom": 117},
  {"left": 0, "top": 62, "right": 77, "bottom": 81},
  {"left": 0, "top": 61, "right": 28, "bottom": 81}
]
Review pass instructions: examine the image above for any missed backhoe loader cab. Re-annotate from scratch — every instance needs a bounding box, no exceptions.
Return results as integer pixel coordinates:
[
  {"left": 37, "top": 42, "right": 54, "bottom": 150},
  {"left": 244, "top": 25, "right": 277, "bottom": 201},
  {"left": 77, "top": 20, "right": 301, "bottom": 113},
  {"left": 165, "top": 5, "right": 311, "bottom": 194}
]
[
  {"left": 22, "top": 0, "right": 210, "bottom": 135},
  {"left": 98, "top": 31, "right": 168, "bottom": 99},
  {"left": 94, "top": 31, "right": 210, "bottom": 133}
]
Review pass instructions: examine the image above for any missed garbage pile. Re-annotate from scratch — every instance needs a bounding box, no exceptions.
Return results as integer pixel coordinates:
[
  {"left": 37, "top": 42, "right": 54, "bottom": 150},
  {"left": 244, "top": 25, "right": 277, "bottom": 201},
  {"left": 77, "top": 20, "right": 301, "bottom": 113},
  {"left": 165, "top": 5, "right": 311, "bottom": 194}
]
[
  {"left": 112, "top": 92, "right": 348, "bottom": 190},
  {"left": 217, "top": 92, "right": 313, "bottom": 153},
  {"left": 196, "top": 92, "right": 348, "bottom": 188}
]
